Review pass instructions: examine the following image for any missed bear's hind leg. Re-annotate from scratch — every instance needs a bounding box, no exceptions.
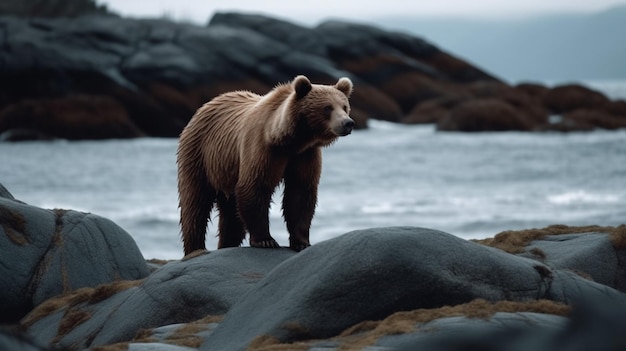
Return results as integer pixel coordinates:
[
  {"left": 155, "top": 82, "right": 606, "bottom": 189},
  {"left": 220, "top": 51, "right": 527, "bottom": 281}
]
[
  {"left": 216, "top": 192, "right": 246, "bottom": 248},
  {"left": 179, "top": 182, "right": 215, "bottom": 256}
]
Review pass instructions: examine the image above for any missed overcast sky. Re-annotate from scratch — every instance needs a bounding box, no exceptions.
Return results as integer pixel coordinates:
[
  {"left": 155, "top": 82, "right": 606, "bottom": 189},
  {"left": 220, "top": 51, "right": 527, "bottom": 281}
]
[{"left": 99, "top": 0, "right": 626, "bottom": 24}]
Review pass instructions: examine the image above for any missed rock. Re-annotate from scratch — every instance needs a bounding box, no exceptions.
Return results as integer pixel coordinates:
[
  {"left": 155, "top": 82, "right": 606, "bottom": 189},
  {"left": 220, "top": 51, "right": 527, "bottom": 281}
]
[
  {"left": 467, "top": 81, "right": 549, "bottom": 125},
  {"left": 0, "top": 190, "right": 150, "bottom": 324},
  {"left": 209, "top": 13, "right": 405, "bottom": 123},
  {"left": 15, "top": 225, "right": 626, "bottom": 350},
  {"left": 561, "top": 109, "right": 626, "bottom": 130},
  {"left": 543, "top": 84, "right": 611, "bottom": 114},
  {"left": 514, "top": 81, "right": 550, "bottom": 100},
  {"left": 0, "top": 0, "right": 112, "bottom": 18},
  {"left": 1, "top": 13, "right": 623, "bottom": 136},
  {"left": 0, "top": 95, "right": 144, "bottom": 140},
  {"left": 381, "top": 300, "right": 626, "bottom": 351},
  {"left": 525, "top": 233, "right": 625, "bottom": 291},
  {"left": 604, "top": 99, "right": 626, "bottom": 116},
  {"left": 0, "top": 128, "right": 56, "bottom": 142},
  {"left": 313, "top": 20, "right": 497, "bottom": 113},
  {"left": 0, "top": 183, "right": 14, "bottom": 199},
  {"left": 23, "top": 248, "right": 296, "bottom": 349},
  {"left": 199, "top": 227, "right": 626, "bottom": 351},
  {"left": 479, "top": 225, "right": 626, "bottom": 293},
  {"left": 0, "top": 327, "right": 50, "bottom": 351},
  {"left": 402, "top": 95, "right": 466, "bottom": 124},
  {"left": 437, "top": 98, "right": 534, "bottom": 132}
]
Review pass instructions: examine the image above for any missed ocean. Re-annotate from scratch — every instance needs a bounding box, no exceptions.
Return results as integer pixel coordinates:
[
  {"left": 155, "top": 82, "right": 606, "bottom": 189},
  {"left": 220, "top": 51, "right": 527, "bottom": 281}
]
[{"left": 1, "top": 81, "right": 625, "bottom": 259}]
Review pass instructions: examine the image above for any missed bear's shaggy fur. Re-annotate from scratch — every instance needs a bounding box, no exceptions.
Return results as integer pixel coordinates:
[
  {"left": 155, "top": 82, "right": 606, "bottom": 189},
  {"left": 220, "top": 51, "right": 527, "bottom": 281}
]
[{"left": 177, "top": 76, "right": 354, "bottom": 254}]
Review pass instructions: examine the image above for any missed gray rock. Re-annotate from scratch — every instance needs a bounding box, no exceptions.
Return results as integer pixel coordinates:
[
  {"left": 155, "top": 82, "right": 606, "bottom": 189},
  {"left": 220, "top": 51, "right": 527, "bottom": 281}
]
[
  {"left": 0, "top": 327, "right": 50, "bottom": 351},
  {"left": 127, "top": 344, "right": 196, "bottom": 351},
  {"left": 0, "top": 182, "right": 14, "bottom": 199},
  {"left": 26, "top": 248, "right": 295, "bottom": 349},
  {"left": 18, "top": 226, "right": 626, "bottom": 350},
  {"left": 386, "top": 300, "right": 626, "bottom": 351},
  {"left": 0, "top": 195, "right": 149, "bottom": 323},
  {"left": 380, "top": 312, "right": 567, "bottom": 350},
  {"left": 523, "top": 232, "right": 625, "bottom": 292},
  {"left": 201, "top": 227, "right": 625, "bottom": 351}
]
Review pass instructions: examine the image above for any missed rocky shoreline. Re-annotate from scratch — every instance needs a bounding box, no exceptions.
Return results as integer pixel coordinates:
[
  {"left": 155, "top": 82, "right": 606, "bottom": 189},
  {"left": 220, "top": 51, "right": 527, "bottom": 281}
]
[
  {"left": 1, "top": 182, "right": 625, "bottom": 350},
  {"left": 1, "top": 12, "right": 626, "bottom": 141}
]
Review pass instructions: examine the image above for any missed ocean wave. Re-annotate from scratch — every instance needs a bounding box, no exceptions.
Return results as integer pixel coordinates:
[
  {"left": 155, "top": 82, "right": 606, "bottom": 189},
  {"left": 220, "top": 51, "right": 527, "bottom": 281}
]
[{"left": 547, "top": 190, "right": 620, "bottom": 205}]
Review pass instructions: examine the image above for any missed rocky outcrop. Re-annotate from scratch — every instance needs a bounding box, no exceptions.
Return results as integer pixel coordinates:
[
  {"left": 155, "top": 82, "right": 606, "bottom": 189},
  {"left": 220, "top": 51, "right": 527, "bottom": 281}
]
[
  {"left": 437, "top": 98, "right": 534, "bottom": 132},
  {"left": 2, "top": 183, "right": 625, "bottom": 350},
  {"left": 2, "top": 12, "right": 622, "bottom": 140},
  {"left": 17, "top": 225, "right": 626, "bottom": 350},
  {"left": 0, "top": 186, "right": 150, "bottom": 324}
]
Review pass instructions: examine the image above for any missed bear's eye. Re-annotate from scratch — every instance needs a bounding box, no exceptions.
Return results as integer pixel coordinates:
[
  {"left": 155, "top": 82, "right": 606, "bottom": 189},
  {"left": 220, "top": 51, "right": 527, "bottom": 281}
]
[
  {"left": 323, "top": 105, "right": 334, "bottom": 114},
  {"left": 343, "top": 105, "right": 348, "bottom": 112}
]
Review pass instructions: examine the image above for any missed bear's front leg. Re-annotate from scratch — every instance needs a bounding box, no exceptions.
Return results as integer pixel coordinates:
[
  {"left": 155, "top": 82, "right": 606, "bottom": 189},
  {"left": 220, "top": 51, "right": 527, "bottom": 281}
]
[
  {"left": 283, "top": 149, "right": 321, "bottom": 251},
  {"left": 236, "top": 183, "right": 280, "bottom": 249}
]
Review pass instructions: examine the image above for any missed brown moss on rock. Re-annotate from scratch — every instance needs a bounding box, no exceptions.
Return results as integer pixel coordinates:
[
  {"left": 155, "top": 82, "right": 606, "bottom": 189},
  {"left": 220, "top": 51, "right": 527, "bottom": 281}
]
[
  {"left": 335, "top": 299, "right": 569, "bottom": 350},
  {"left": 163, "top": 315, "right": 223, "bottom": 348},
  {"left": 182, "top": 249, "right": 209, "bottom": 261},
  {"left": 55, "top": 308, "right": 92, "bottom": 342},
  {"left": 22, "top": 279, "right": 143, "bottom": 327},
  {"left": 88, "top": 280, "right": 143, "bottom": 304},
  {"left": 475, "top": 224, "right": 625, "bottom": 254},
  {"left": 91, "top": 343, "right": 129, "bottom": 351},
  {"left": 0, "top": 206, "right": 28, "bottom": 245},
  {"left": 22, "top": 286, "right": 94, "bottom": 327},
  {"left": 247, "top": 299, "right": 569, "bottom": 351},
  {"left": 247, "top": 335, "right": 310, "bottom": 351},
  {"left": 145, "top": 258, "right": 172, "bottom": 266},
  {"left": 610, "top": 225, "right": 626, "bottom": 250}
]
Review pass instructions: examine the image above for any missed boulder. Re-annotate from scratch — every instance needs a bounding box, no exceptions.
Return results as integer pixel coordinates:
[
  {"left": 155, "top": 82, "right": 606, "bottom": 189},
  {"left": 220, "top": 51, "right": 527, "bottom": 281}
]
[
  {"left": 0, "top": 187, "right": 150, "bottom": 324},
  {"left": 478, "top": 225, "right": 626, "bottom": 293},
  {"left": 514, "top": 81, "right": 550, "bottom": 100},
  {"left": 0, "top": 327, "right": 50, "bottom": 351},
  {"left": 402, "top": 95, "right": 466, "bottom": 124},
  {"left": 468, "top": 81, "right": 549, "bottom": 125},
  {"left": 0, "top": 183, "right": 14, "bottom": 199},
  {"left": 604, "top": 99, "right": 626, "bottom": 116},
  {"left": 313, "top": 20, "right": 497, "bottom": 113},
  {"left": 561, "top": 109, "right": 626, "bottom": 130},
  {"left": 2, "top": 12, "right": 623, "bottom": 136},
  {"left": 23, "top": 248, "right": 296, "bottom": 349},
  {"left": 0, "top": 95, "right": 144, "bottom": 140},
  {"left": 437, "top": 98, "right": 534, "bottom": 132},
  {"left": 543, "top": 84, "right": 611, "bottom": 114},
  {"left": 16, "top": 226, "right": 626, "bottom": 350},
  {"left": 199, "top": 227, "right": 626, "bottom": 351}
]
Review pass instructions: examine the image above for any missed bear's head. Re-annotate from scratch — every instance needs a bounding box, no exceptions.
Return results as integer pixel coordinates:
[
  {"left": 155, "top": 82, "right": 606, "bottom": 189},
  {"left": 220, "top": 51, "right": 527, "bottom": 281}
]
[{"left": 281, "top": 75, "right": 354, "bottom": 150}]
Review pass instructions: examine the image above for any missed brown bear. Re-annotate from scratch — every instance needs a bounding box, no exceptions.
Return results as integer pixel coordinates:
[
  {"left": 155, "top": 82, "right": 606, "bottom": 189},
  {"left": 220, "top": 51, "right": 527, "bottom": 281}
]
[{"left": 177, "top": 75, "right": 354, "bottom": 254}]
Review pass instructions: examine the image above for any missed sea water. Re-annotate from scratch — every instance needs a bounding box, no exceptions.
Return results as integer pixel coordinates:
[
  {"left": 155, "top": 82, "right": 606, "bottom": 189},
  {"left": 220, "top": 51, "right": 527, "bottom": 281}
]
[{"left": 1, "top": 82, "right": 625, "bottom": 259}]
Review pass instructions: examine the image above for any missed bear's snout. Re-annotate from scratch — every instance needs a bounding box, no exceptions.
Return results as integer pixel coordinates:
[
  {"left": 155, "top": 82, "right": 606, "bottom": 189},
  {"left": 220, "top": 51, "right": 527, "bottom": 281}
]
[{"left": 340, "top": 118, "right": 355, "bottom": 136}]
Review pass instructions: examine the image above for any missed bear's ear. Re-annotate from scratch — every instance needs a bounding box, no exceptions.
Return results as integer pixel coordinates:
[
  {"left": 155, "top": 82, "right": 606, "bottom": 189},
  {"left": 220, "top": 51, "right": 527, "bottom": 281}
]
[
  {"left": 293, "top": 75, "right": 312, "bottom": 99},
  {"left": 335, "top": 77, "right": 353, "bottom": 97}
]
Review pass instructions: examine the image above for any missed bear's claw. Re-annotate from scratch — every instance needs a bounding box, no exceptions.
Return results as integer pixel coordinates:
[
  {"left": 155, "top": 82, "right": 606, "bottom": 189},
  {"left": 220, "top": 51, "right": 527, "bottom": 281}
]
[{"left": 251, "top": 238, "right": 281, "bottom": 249}]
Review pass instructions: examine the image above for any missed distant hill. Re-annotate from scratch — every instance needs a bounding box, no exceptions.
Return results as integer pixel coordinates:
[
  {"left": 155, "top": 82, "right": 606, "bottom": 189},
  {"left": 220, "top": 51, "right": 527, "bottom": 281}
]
[{"left": 375, "top": 6, "right": 626, "bottom": 82}]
